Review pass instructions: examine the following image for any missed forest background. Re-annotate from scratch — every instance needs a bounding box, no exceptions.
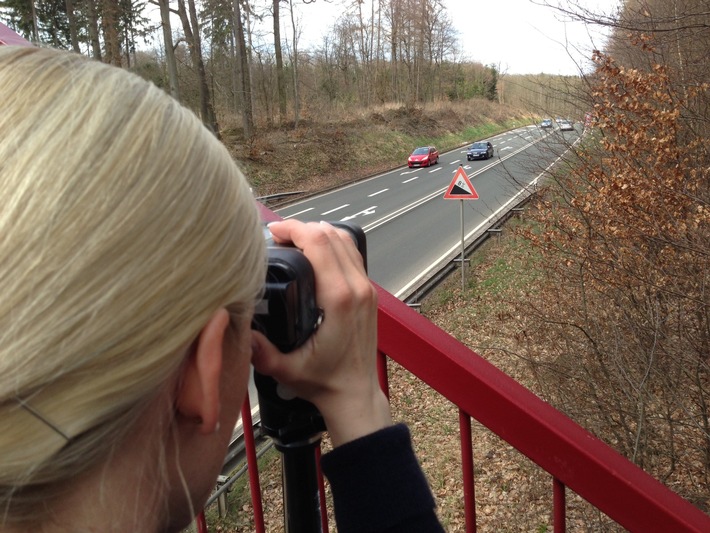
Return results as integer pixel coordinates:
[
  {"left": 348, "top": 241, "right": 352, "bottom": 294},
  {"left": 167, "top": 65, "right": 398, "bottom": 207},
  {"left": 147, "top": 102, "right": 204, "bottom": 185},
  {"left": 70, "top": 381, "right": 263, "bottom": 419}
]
[{"left": 1, "top": 0, "right": 709, "bottom": 531}]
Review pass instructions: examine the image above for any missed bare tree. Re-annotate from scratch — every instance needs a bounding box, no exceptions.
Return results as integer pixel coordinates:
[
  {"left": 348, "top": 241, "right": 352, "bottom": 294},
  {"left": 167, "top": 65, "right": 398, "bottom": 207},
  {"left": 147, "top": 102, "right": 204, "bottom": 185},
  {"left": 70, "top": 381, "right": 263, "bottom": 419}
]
[
  {"left": 273, "top": 0, "right": 288, "bottom": 124},
  {"left": 287, "top": 0, "right": 301, "bottom": 127},
  {"left": 85, "top": 0, "right": 102, "bottom": 60},
  {"left": 176, "top": 0, "right": 219, "bottom": 135},
  {"left": 232, "top": 0, "right": 254, "bottom": 139},
  {"left": 65, "top": 0, "right": 80, "bottom": 52},
  {"left": 155, "top": 0, "right": 180, "bottom": 100},
  {"left": 101, "top": 0, "right": 122, "bottom": 65}
]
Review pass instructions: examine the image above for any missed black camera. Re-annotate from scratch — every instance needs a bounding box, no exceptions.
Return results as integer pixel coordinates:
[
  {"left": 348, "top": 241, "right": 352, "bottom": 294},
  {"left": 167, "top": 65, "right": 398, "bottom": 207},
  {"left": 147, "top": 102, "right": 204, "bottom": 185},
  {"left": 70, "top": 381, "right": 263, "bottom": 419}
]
[
  {"left": 252, "top": 221, "right": 367, "bottom": 353},
  {"left": 252, "top": 221, "right": 367, "bottom": 446}
]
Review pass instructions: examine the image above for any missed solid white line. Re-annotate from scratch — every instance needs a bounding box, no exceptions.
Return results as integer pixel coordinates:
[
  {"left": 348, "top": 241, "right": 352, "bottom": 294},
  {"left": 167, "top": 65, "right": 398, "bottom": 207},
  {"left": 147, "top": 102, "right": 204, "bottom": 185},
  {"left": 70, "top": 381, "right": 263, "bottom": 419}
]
[
  {"left": 320, "top": 204, "right": 349, "bottom": 215},
  {"left": 368, "top": 189, "right": 389, "bottom": 197}
]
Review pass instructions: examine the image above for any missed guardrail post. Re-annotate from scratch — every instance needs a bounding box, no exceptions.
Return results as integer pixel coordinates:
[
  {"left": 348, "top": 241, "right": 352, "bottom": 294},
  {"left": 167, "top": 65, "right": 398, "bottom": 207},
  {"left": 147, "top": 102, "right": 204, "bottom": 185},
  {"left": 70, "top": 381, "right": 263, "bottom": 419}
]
[
  {"left": 487, "top": 227, "right": 502, "bottom": 245},
  {"left": 216, "top": 475, "right": 229, "bottom": 518}
]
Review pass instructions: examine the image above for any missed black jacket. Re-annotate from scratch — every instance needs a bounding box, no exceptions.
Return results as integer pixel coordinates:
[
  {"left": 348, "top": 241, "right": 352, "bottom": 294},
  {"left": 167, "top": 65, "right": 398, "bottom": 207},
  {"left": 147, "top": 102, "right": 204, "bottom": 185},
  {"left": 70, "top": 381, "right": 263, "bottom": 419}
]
[{"left": 321, "top": 424, "right": 445, "bottom": 533}]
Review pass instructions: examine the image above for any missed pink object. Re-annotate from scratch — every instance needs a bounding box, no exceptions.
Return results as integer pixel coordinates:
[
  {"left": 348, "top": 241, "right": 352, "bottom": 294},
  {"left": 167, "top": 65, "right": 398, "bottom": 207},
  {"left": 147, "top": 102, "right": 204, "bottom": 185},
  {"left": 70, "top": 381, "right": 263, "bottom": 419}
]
[{"left": 0, "top": 21, "right": 32, "bottom": 46}]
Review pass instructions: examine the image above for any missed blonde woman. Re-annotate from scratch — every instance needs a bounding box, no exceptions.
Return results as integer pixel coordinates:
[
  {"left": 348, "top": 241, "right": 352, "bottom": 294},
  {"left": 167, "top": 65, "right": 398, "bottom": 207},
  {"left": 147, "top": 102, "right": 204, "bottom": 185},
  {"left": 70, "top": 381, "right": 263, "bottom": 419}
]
[{"left": 0, "top": 46, "right": 442, "bottom": 533}]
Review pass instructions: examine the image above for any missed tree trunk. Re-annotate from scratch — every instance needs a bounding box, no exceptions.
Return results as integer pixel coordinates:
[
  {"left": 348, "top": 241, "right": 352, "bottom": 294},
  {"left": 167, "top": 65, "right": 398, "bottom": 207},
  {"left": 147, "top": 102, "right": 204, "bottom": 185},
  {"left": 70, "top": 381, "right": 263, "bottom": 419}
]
[
  {"left": 232, "top": 0, "right": 254, "bottom": 139},
  {"left": 101, "top": 0, "right": 122, "bottom": 66},
  {"left": 29, "top": 0, "right": 38, "bottom": 42},
  {"left": 288, "top": 0, "right": 300, "bottom": 128},
  {"left": 65, "top": 0, "right": 81, "bottom": 53},
  {"left": 177, "top": 0, "right": 220, "bottom": 136},
  {"left": 273, "top": 0, "right": 287, "bottom": 124},
  {"left": 158, "top": 0, "right": 180, "bottom": 100},
  {"left": 86, "top": 0, "right": 102, "bottom": 61}
]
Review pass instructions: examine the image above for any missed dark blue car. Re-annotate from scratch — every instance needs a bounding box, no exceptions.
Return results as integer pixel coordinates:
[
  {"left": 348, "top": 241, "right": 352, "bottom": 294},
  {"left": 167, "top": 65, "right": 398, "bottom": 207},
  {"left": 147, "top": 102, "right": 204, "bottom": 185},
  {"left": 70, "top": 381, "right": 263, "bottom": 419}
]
[{"left": 467, "top": 141, "right": 494, "bottom": 161}]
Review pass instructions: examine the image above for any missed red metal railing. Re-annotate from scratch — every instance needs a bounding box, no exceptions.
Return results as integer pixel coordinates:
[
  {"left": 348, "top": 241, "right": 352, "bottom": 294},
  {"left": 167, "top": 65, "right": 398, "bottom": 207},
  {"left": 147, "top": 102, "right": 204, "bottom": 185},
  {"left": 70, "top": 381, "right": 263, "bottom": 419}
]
[
  {"left": 198, "top": 283, "right": 710, "bottom": 532},
  {"left": 197, "top": 204, "right": 710, "bottom": 531}
]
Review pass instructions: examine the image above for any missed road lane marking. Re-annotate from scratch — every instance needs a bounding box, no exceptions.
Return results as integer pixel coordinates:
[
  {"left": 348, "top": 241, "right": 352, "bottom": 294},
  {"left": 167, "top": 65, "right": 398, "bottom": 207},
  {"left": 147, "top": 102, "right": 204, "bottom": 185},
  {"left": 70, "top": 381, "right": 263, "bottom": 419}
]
[
  {"left": 428, "top": 167, "right": 442, "bottom": 173},
  {"left": 320, "top": 204, "right": 350, "bottom": 215},
  {"left": 341, "top": 206, "right": 377, "bottom": 221},
  {"left": 368, "top": 189, "right": 389, "bottom": 197},
  {"left": 402, "top": 175, "right": 420, "bottom": 183},
  {"left": 283, "top": 207, "right": 314, "bottom": 219}
]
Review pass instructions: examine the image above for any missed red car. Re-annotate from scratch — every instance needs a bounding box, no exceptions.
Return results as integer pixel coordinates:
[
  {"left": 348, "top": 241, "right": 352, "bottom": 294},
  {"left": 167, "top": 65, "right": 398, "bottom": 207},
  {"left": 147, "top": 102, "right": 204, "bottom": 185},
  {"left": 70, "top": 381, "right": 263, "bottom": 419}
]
[{"left": 408, "top": 146, "right": 439, "bottom": 168}]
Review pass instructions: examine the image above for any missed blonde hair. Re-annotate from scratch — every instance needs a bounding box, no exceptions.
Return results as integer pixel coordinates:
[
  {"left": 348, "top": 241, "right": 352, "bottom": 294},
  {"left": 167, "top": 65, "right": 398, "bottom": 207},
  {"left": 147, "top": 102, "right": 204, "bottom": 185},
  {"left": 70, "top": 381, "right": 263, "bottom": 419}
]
[{"left": 0, "top": 47, "right": 265, "bottom": 521}]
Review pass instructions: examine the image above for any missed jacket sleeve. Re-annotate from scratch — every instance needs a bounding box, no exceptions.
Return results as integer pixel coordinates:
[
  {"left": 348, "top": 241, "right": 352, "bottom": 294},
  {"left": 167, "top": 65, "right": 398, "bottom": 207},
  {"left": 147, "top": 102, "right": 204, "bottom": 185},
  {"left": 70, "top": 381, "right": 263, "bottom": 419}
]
[{"left": 320, "top": 424, "right": 445, "bottom": 533}]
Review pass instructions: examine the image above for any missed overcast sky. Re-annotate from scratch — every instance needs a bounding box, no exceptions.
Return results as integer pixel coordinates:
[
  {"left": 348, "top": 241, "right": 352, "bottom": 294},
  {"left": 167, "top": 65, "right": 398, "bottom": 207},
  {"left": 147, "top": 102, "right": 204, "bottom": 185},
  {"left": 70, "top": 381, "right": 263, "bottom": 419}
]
[{"left": 295, "top": 0, "right": 621, "bottom": 76}]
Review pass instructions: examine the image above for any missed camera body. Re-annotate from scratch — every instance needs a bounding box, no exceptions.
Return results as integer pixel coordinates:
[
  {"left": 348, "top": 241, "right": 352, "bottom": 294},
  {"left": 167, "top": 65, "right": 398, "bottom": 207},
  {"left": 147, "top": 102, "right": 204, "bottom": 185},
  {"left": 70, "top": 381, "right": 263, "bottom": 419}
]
[
  {"left": 253, "top": 221, "right": 367, "bottom": 353},
  {"left": 252, "top": 221, "right": 367, "bottom": 446}
]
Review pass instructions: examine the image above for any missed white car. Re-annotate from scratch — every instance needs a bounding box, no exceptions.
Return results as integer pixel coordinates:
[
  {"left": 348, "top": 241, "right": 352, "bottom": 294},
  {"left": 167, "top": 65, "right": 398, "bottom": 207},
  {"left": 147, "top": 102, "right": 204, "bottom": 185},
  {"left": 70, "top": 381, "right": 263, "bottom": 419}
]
[{"left": 559, "top": 120, "right": 574, "bottom": 131}]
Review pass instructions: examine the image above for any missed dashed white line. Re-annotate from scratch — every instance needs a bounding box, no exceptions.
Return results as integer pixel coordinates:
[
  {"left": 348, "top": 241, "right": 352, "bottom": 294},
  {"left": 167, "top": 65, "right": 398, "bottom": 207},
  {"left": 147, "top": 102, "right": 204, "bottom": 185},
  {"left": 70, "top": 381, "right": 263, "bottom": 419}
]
[
  {"left": 320, "top": 204, "right": 350, "bottom": 215},
  {"left": 283, "top": 207, "right": 314, "bottom": 219},
  {"left": 368, "top": 189, "right": 389, "bottom": 197},
  {"left": 402, "top": 175, "right": 420, "bottom": 183}
]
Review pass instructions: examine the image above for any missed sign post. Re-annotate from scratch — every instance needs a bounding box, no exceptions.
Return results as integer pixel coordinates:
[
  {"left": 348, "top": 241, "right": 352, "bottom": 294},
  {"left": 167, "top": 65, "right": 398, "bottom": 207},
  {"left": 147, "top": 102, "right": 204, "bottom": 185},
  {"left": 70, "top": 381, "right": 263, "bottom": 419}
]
[{"left": 443, "top": 165, "right": 479, "bottom": 291}]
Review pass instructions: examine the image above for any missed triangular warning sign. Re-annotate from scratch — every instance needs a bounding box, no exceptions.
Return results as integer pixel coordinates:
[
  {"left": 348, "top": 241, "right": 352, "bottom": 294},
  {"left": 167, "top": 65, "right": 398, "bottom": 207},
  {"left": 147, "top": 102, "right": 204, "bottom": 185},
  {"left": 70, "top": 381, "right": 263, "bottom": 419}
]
[{"left": 444, "top": 166, "right": 479, "bottom": 200}]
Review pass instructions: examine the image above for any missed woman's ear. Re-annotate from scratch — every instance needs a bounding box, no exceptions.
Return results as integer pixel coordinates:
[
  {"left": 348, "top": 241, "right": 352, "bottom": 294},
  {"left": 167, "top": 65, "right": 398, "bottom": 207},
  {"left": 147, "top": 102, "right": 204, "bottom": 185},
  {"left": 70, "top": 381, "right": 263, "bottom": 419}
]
[{"left": 175, "top": 308, "right": 230, "bottom": 435}]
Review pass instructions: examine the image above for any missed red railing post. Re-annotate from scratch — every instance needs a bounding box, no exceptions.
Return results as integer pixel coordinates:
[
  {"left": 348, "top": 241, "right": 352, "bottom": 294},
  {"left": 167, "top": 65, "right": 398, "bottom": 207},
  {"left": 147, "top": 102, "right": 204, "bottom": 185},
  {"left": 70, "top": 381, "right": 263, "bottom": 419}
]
[
  {"left": 315, "top": 446, "right": 329, "bottom": 532},
  {"left": 241, "top": 397, "right": 266, "bottom": 533},
  {"left": 195, "top": 512, "right": 208, "bottom": 533},
  {"left": 553, "top": 477, "right": 566, "bottom": 533},
  {"left": 459, "top": 409, "right": 476, "bottom": 533},
  {"left": 377, "top": 350, "right": 390, "bottom": 399}
]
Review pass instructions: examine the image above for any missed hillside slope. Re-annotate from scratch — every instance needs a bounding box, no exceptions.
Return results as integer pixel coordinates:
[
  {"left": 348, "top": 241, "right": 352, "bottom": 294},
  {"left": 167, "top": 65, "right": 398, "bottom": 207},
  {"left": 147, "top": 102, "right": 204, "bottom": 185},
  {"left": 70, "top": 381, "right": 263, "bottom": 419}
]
[{"left": 223, "top": 99, "right": 531, "bottom": 201}]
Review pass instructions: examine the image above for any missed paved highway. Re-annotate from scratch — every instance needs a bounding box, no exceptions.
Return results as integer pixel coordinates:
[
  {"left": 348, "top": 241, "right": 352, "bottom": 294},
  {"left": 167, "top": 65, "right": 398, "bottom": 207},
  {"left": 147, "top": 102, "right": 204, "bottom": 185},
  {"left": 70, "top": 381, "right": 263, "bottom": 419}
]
[{"left": 275, "top": 123, "right": 580, "bottom": 299}]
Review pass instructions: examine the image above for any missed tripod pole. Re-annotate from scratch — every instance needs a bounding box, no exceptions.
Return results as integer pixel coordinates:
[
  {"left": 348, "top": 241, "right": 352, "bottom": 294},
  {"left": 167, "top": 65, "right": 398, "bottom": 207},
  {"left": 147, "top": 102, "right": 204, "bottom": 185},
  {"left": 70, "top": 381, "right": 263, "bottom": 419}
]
[{"left": 278, "top": 437, "right": 323, "bottom": 533}]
